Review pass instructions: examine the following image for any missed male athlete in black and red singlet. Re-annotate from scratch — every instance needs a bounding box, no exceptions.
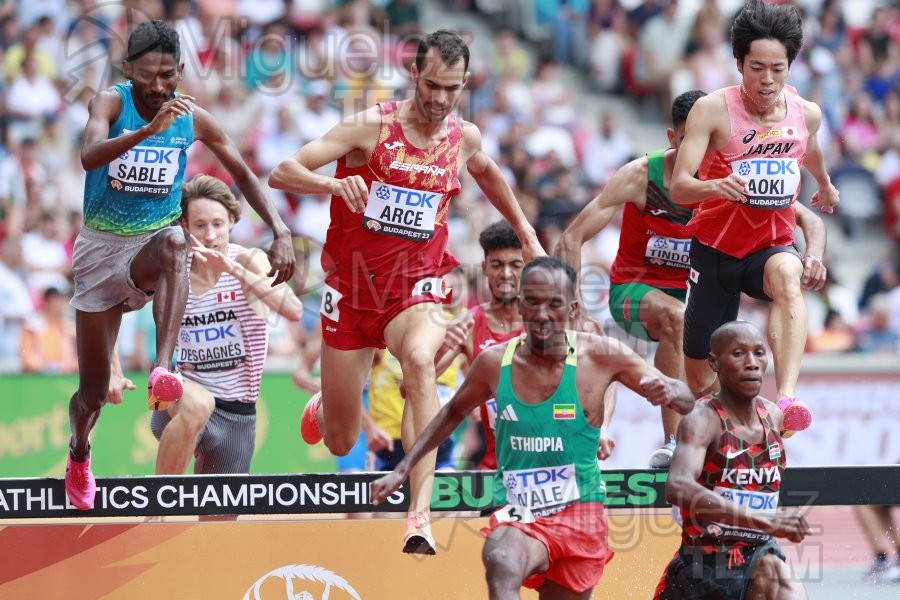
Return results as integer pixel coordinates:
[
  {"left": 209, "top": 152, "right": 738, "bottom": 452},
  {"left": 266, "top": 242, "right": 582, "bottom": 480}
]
[
  {"left": 270, "top": 31, "right": 542, "bottom": 554},
  {"left": 656, "top": 321, "right": 810, "bottom": 599}
]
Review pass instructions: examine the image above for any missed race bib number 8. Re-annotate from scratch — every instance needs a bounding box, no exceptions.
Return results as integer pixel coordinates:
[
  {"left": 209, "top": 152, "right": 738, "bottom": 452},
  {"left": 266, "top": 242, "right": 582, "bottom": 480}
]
[
  {"left": 363, "top": 181, "right": 440, "bottom": 241},
  {"left": 411, "top": 276, "right": 447, "bottom": 299},
  {"left": 319, "top": 284, "right": 342, "bottom": 322},
  {"left": 731, "top": 158, "right": 801, "bottom": 210}
]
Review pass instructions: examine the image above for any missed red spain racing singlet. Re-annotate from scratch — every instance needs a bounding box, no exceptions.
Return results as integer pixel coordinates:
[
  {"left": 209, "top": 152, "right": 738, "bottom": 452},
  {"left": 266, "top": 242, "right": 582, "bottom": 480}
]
[
  {"left": 692, "top": 86, "right": 808, "bottom": 259},
  {"left": 322, "top": 101, "right": 463, "bottom": 280}
]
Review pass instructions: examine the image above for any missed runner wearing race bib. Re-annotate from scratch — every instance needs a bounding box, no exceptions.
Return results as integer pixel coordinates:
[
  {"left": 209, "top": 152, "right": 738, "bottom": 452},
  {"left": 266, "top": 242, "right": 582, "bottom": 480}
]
[
  {"left": 656, "top": 321, "right": 809, "bottom": 599},
  {"left": 670, "top": 0, "right": 838, "bottom": 438},
  {"left": 150, "top": 175, "right": 302, "bottom": 508},
  {"left": 271, "top": 31, "right": 542, "bottom": 555},
  {"left": 65, "top": 20, "right": 293, "bottom": 512},
  {"left": 371, "top": 257, "right": 695, "bottom": 596}
]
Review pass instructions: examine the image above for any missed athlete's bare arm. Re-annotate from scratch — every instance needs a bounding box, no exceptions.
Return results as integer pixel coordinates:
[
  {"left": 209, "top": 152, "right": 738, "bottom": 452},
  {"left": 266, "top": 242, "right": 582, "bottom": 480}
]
[
  {"left": 434, "top": 312, "right": 474, "bottom": 377},
  {"left": 80, "top": 89, "right": 195, "bottom": 171},
  {"left": 670, "top": 91, "right": 747, "bottom": 205},
  {"left": 580, "top": 333, "right": 694, "bottom": 415},
  {"left": 269, "top": 107, "right": 382, "bottom": 213},
  {"left": 800, "top": 100, "right": 840, "bottom": 214},
  {"left": 555, "top": 155, "right": 650, "bottom": 273},
  {"left": 793, "top": 203, "right": 827, "bottom": 290},
  {"left": 370, "top": 345, "right": 503, "bottom": 505},
  {"left": 230, "top": 247, "right": 303, "bottom": 321},
  {"left": 667, "top": 405, "right": 809, "bottom": 542},
  {"left": 194, "top": 107, "right": 294, "bottom": 284},
  {"left": 461, "top": 122, "right": 544, "bottom": 261}
]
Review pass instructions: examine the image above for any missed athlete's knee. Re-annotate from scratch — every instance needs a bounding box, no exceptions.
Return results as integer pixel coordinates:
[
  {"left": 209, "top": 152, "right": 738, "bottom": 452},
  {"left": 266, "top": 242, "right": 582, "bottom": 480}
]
[
  {"left": 157, "top": 228, "right": 189, "bottom": 264},
  {"left": 175, "top": 394, "right": 214, "bottom": 434},
  {"left": 748, "top": 554, "right": 801, "bottom": 599},
  {"left": 323, "top": 430, "right": 357, "bottom": 456},
  {"left": 399, "top": 346, "right": 436, "bottom": 383},
  {"left": 767, "top": 259, "right": 803, "bottom": 298},
  {"left": 482, "top": 543, "right": 524, "bottom": 592},
  {"left": 655, "top": 303, "right": 685, "bottom": 341}
]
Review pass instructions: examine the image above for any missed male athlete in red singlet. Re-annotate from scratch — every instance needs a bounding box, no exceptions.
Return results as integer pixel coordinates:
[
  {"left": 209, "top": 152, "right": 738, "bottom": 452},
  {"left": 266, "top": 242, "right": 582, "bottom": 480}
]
[
  {"left": 656, "top": 321, "right": 809, "bottom": 599},
  {"left": 270, "top": 30, "right": 543, "bottom": 555},
  {"left": 557, "top": 90, "right": 826, "bottom": 468},
  {"left": 435, "top": 221, "right": 525, "bottom": 470},
  {"left": 671, "top": 0, "right": 839, "bottom": 436}
]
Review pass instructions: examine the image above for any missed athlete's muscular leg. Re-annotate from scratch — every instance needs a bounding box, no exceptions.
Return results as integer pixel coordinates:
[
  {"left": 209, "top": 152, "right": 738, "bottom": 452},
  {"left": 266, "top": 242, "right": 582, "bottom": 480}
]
[
  {"left": 384, "top": 303, "right": 446, "bottom": 516},
  {"left": 746, "top": 553, "right": 808, "bottom": 600},
  {"left": 763, "top": 253, "right": 806, "bottom": 399},
  {"left": 130, "top": 227, "right": 189, "bottom": 370},
  {"left": 482, "top": 527, "right": 549, "bottom": 600},
  {"left": 319, "top": 344, "right": 377, "bottom": 455},
  {"left": 155, "top": 379, "right": 215, "bottom": 474},
  {"left": 684, "top": 357, "right": 718, "bottom": 398},
  {"left": 641, "top": 290, "right": 686, "bottom": 440},
  {"left": 69, "top": 306, "right": 123, "bottom": 459}
]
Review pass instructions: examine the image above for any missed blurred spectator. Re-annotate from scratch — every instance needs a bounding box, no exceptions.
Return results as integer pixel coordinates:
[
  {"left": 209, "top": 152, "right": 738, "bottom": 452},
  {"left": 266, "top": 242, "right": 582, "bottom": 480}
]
[
  {"left": 633, "top": 0, "right": 688, "bottom": 114},
  {"left": 21, "top": 211, "right": 70, "bottom": 294},
  {"left": 490, "top": 28, "right": 532, "bottom": 82},
  {"left": 383, "top": 0, "right": 421, "bottom": 38},
  {"left": 806, "top": 308, "right": 856, "bottom": 353},
  {"left": 0, "top": 241, "right": 33, "bottom": 370},
  {"left": 5, "top": 53, "right": 61, "bottom": 133},
  {"left": 255, "top": 105, "right": 301, "bottom": 174},
  {"left": 297, "top": 79, "right": 341, "bottom": 147},
  {"left": 581, "top": 111, "right": 634, "bottom": 187},
  {"left": 244, "top": 21, "right": 295, "bottom": 92},
  {"left": 3, "top": 23, "right": 55, "bottom": 80},
  {"left": 20, "top": 286, "right": 77, "bottom": 373},
  {"left": 858, "top": 257, "right": 899, "bottom": 312},
  {"left": 586, "top": 0, "right": 627, "bottom": 93},
  {"left": 856, "top": 293, "right": 900, "bottom": 354},
  {"left": 806, "top": 269, "right": 859, "bottom": 339}
]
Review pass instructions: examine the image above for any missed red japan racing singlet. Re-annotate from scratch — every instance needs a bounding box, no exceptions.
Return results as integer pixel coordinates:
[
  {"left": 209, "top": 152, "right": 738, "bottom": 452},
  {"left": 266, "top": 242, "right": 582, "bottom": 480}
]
[
  {"left": 322, "top": 101, "right": 463, "bottom": 280},
  {"left": 470, "top": 304, "right": 524, "bottom": 470},
  {"left": 692, "top": 86, "right": 809, "bottom": 259},
  {"left": 610, "top": 149, "right": 696, "bottom": 289},
  {"left": 680, "top": 395, "right": 786, "bottom": 553}
]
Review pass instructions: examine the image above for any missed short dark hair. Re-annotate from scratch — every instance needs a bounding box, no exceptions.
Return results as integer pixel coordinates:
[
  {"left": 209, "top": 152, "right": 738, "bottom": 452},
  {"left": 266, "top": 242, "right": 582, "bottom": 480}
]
[
  {"left": 126, "top": 19, "right": 181, "bottom": 63},
  {"left": 521, "top": 256, "right": 576, "bottom": 296},
  {"left": 478, "top": 221, "right": 522, "bottom": 257},
  {"left": 671, "top": 90, "right": 706, "bottom": 127},
  {"left": 416, "top": 29, "right": 469, "bottom": 73},
  {"left": 731, "top": 0, "right": 803, "bottom": 65}
]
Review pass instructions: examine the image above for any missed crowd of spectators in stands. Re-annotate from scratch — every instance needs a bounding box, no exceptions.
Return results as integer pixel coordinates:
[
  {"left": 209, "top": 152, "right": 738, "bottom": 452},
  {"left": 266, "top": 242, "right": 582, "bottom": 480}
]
[{"left": 1, "top": 0, "right": 899, "bottom": 375}]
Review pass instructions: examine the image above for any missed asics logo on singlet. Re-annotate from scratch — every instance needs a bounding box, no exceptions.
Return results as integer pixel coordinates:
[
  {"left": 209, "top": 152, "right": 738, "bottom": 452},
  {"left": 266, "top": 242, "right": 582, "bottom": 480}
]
[
  {"left": 389, "top": 160, "right": 447, "bottom": 176},
  {"left": 384, "top": 141, "right": 404, "bottom": 150},
  {"left": 742, "top": 130, "right": 757, "bottom": 144},
  {"left": 498, "top": 405, "right": 519, "bottom": 422},
  {"left": 721, "top": 466, "right": 781, "bottom": 485}
]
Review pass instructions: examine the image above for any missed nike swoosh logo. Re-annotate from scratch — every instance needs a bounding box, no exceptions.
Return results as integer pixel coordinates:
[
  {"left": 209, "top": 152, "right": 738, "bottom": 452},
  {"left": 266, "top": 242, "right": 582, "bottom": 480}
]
[{"left": 726, "top": 448, "right": 749, "bottom": 459}]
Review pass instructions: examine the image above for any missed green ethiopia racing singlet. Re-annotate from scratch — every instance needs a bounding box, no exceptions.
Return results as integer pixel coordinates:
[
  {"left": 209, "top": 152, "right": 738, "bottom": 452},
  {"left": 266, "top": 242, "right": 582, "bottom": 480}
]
[{"left": 492, "top": 331, "right": 605, "bottom": 516}]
